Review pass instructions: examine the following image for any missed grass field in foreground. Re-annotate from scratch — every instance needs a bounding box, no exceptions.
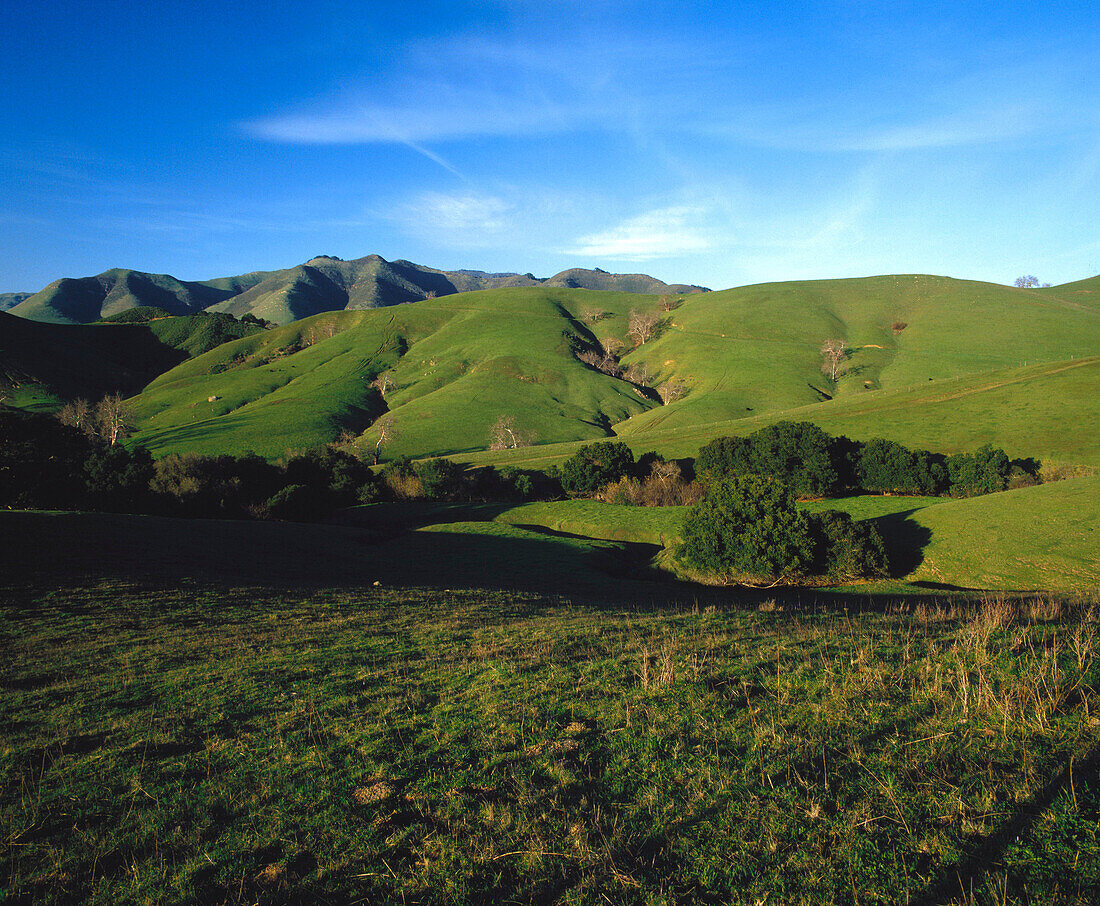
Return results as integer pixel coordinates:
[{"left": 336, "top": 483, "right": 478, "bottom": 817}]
[{"left": 2, "top": 581, "right": 1099, "bottom": 904}]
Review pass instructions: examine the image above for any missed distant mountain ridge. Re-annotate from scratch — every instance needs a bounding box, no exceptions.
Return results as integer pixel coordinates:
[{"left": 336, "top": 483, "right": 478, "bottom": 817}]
[
  {"left": 0, "top": 293, "right": 31, "bottom": 312},
  {"left": 6, "top": 255, "right": 709, "bottom": 325}
]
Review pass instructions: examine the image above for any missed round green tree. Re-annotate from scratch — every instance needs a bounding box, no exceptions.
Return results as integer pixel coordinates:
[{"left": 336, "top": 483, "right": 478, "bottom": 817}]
[{"left": 677, "top": 475, "right": 816, "bottom": 582}]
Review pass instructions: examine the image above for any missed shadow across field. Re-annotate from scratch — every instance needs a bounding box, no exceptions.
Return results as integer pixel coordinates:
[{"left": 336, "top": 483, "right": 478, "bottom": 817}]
[
  {"left": 0, "top": 510, "right": 686, "bottom": 607},
  {"left": 1, "top": 506, "right": 1033, "bottom": 620},
  {"left": 913, "top": 737, "right": 1100, "bottom": 906},
  {"left": 872, "top": 508, "right": 934, "bottom": 577}
]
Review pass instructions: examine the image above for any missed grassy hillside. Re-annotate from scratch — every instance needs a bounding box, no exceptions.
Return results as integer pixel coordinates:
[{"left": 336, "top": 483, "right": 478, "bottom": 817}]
[
  {"left": 126, "top": 275, "right": 1100, "bottom": 467},
  {"left": 129, "top": 290, "right": 664, "bottom": 458},
  {"left": 905, "top": 475, "right": 1100, "bottom": 592},
  {"left": 462, "top": 356, "right": 1100, "bottom": 475},
  {"left": 615, "top": 274, "right": 1100, "bottom": 436},
  {"left": 0, "top": 310, "right": 264, "bottom": 408}
]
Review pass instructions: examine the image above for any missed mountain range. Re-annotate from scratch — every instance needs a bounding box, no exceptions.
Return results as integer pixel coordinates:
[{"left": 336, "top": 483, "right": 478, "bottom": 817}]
[{"left": 5, "top": 255, "right": 709, "bottom": 326}]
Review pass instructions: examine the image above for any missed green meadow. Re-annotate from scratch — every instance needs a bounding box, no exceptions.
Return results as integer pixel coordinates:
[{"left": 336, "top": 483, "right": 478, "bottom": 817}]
[
  {"left": 3, "top": 272, "right": 1099, "bottom": 903},
  {"left": 3, "top": 572, "right": 1099, "bottom": 904}
]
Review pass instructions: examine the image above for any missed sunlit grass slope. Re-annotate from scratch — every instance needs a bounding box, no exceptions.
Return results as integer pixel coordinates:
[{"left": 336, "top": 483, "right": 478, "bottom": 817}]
[
  {"left": 126, "top": 275, "right": 1100, "bottom": 464},
  {"left": 464, "top": 356, "right": 1100, "bottom": 475},
  {"left": 905, "top": 476, "right": 1100, "bottom": 592},
  {"left": 618, "top": 274, "right": 1100, "bottom": 436},
  {"left": 129, "top": 289, "right": 664, "bottom": 459}
]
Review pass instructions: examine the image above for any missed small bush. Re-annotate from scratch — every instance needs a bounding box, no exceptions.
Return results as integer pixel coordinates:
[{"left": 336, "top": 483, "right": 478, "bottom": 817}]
[
  {"left": 946, "top": 444, "right": 1012, "bottom": 497},
  {"left": 414, "top": 458, "right": 466, "bottom": 500},
  {"left": 84, "top": 444, "right": 154, "bottom": 512},
  {"left": 677, "top": 476, "right": 816, "bottom": 582},
  {"left": 560, "top": 442, "right": 635, "bottom": 496},
  {"left": 808, "top": 510, "right": 889, "bottom": 580},
  {"left": 600, "top": 460, "right": 701, "bottom": 506},
  {"left": 382, "top": 457, "right": 424, "bottom": 500},
  {"left": 857, "top": 438, "right": 946, "bottom": 495}
]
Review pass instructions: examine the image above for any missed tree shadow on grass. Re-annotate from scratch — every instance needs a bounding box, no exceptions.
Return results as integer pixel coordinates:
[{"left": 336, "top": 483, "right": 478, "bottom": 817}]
[
  {"left": 871, "top": 508, "right": 934, "bottom": 578},
  {"left": 0, "top": 510, "right": 689, "bottom": 608},
  {"left": 912, "top": 738, "right": 1100, "bottom": 905}
]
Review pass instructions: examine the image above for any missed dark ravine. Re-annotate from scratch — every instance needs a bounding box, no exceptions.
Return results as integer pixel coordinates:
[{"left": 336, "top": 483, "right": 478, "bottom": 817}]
[{"left": 6, "top": 254, "right": 709, "bottom": 326}]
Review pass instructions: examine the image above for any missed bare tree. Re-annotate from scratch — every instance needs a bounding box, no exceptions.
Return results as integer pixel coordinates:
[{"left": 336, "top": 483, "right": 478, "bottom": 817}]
[
  {"left": 372, "top": 419, "right": 400, "bottom": 465},
  {"left": 95, "top": 393, "right": 130, "bottom": 445},
  {"left": 600, "top": 336, "right": 624, "bottom": 356},
  {"left": 582, "top": 305, "right": 608, "bottom": 323},
  {"left": 627, "top": 309, "right": 661, "bottom": 345},
  {"left": 489, "top": 415, "right": 534, "bottom": 450},
  {"left": 58, "top": 397, "right": 94, "bottom": 435},
  {"left": 650, "top": 458, "right": 682, "bottom": 487},
  {"left": 371, "top": 370, "right": 396, "bottom": 398},
  {"left": 657, "top": 379, "right": 686, "bottom": 404},
  {"left": 657, "top": 294, "right": 682, "bottom": 312},
  {"left": 624, "top": 361, "right": 652, "bottom": 386},
  {"left": 820, "top": 338, "right": 850, "bottom": 382},
  {"left": 1014, "top": 275, "right": 1040, "bottom": 288}
]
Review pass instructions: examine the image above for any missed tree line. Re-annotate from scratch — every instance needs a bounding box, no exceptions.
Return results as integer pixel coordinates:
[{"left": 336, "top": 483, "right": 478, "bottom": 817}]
[{"left": 695, "top": 421, "right": 1038, "bottom": 499}]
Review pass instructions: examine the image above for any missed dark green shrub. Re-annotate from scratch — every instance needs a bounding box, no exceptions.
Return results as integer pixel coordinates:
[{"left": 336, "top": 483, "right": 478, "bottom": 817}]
[
  {"left": 696, "top": 423, "right": 843, "bottom": 497},
  {"left": 677, "top": 476, "right": 816, "bottom": 582},
  {"left": 560, "top": 442, "right": 635, "bottom": 496},
  {"left": 808, "top": 510, "right": 889, "bottom": 580},
  {"left": 0, "top": 408, "right": 95, "bottom": 508},
  {"left": 749, "top": 421, "right": 841, "bottom": 497},
  {"left": 946, "top": 444, "right": 1011, "bottom": 497},
  {"left": 499, "top": 467, "right": 538, "bottom": 500},
  {"left": 284, "top": 447, "right": 375, "bottom": 507},
  {"left": 857, "top": 438, "right": 946, "bottom": 495},
  {"left": 696, "top": 435, "right": 753, "bottom": 480},
  {"left": 150, "top": 453, "right": 247, "bottom": 517},
  {"left": 84, "top": 444, "right": 154, "bottom": 512},
  {"left": 414, "top": 458, "right": 466, "bottom": 500}
]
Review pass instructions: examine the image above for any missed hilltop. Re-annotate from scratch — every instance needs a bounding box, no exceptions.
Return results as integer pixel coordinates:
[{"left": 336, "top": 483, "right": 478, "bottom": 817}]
[{"left": 5, "top": 255, "right": 708, "bottom": 325}]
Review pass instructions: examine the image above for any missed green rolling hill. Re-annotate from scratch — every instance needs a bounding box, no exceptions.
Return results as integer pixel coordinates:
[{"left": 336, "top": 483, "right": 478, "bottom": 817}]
[
  {"left": 123, "top": 274, "right": 1100, "bottom": 471},
  {"left": 127, "top": 290, "right": 663, "bottom": 458},
  {"left": 0, "top": 310, "right": 264, "bottom": 408}
]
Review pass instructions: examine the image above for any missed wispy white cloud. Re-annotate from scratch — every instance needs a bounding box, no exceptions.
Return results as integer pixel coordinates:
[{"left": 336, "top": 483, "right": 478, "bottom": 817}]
[
  {"left": 398, "top": 192, "right": 516, "bottom": 246},
  {"left": 242, "top": 30, "right": 697, "bottom": 152},
  {"left": 720, "top": 100, "right": 1046, "bottom": 153},
  {"left": 565, "top": 206, "right": 714, "bottom": 261}
]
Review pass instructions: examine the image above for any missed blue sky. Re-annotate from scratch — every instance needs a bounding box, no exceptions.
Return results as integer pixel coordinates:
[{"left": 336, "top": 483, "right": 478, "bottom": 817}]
[{"left": 2, "top": 0, "right": 1098, "bottom": 292}]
